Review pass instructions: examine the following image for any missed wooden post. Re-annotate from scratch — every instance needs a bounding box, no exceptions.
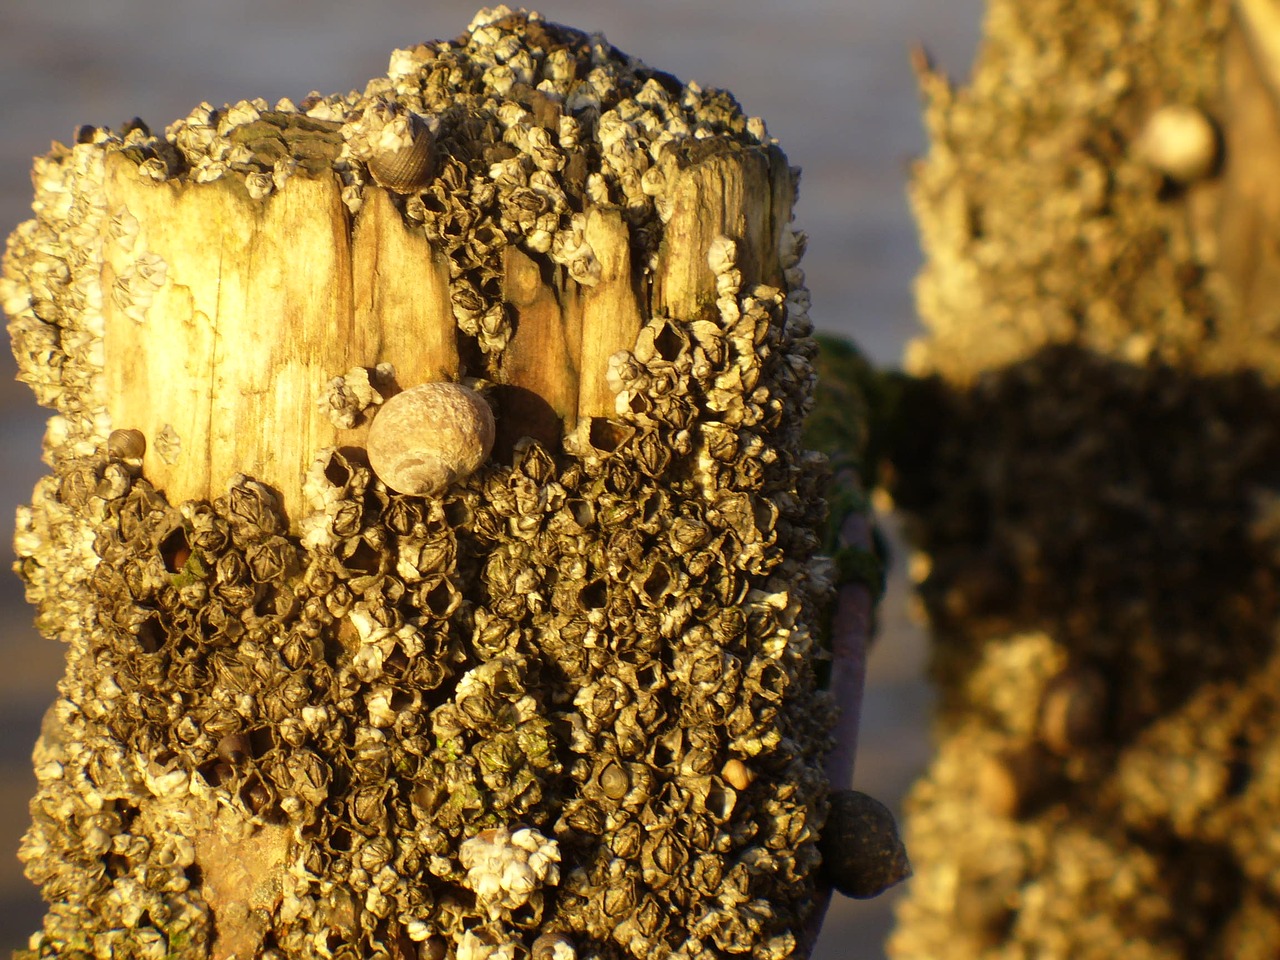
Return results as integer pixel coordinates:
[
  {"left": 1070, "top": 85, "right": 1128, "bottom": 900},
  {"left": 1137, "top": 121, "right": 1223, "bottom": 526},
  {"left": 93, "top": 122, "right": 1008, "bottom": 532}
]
[
  {"left": 2, "top": 8, "right": 886, "bottom": 959},
  {"left": 891, "top": 0, "right": 1280, "bottom": 957}
]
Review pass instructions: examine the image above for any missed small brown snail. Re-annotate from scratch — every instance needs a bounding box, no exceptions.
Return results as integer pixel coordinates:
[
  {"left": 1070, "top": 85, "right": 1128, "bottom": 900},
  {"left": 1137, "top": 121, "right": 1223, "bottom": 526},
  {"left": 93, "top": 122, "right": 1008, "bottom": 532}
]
[
  {"left": 106, "top": 428, "right": 146, "bottom": 459},
  {"left": 976, "top": 743, "right": 1063, "bottom": 819},
  {"left": 366, "top": 382, "right": 495, "bottom": 496},
  {"left": 1038, "top": 665, "right": 1109, "bottom": 756},
  {"left": 531, "top": 932, "right": 577, "bottom": 960},
  {"left": 720, "top": 757, "right": 755, "bottom": 791}
]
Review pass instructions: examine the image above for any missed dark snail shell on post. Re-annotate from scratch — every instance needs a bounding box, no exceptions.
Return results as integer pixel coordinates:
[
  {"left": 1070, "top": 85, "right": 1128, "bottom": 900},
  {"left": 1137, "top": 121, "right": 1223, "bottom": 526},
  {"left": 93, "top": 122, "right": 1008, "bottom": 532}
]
[
  {"left": 1038, "top": 665, "right": 1109, "bottom": 755},
  {"left": 820, "top": 789, "right": 911, "bottom": 899}
]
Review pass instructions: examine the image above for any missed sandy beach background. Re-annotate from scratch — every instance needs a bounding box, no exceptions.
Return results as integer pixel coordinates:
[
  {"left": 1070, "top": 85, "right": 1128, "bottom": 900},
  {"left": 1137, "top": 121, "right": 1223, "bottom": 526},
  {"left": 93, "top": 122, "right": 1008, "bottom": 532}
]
[{"left": 0, "top": 1, "right": 983, "bottom": 955}]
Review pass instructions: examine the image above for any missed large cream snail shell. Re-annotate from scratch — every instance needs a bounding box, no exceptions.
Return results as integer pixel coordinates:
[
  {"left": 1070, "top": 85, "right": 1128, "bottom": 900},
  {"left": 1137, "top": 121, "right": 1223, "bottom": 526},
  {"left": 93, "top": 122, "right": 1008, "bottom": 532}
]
[{"left": 366, "top": 382, "right": 495, "bottom": 496}]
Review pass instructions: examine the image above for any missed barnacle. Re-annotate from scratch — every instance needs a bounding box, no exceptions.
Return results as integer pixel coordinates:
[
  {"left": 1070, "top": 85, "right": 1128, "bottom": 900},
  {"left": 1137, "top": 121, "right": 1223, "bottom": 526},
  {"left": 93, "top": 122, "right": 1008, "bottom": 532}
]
[{"left": 2, "top": 6, "right": 853, "bottom": 960}]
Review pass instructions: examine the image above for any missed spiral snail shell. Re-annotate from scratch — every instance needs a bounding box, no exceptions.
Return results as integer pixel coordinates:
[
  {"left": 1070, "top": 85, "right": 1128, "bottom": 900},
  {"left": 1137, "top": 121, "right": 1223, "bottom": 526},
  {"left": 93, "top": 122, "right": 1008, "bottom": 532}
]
[
  {"left": 366, "top": 382, "right": 495, "bottom": 496},
  {"left": 106, "top": 428, "right": 146, "bottom": 459}
]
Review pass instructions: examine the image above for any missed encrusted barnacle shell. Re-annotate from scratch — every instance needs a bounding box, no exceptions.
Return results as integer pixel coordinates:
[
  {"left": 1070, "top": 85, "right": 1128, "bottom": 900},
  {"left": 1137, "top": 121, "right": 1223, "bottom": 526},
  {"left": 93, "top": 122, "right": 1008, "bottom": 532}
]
[
  {"left": 154, "top": 423, "right": 181, "bottom": 464},
  {"left": 459, "top": 825, "right": 561, "bottom": 920},
  {"left": 367, "top": 382, "right": 496, "bottom": 496},
  {"left": 360, "top": 102, "right": 439, "bottom": 193},
  {"left": 316, "top": 365, "right": 388, "bottom": 429}
]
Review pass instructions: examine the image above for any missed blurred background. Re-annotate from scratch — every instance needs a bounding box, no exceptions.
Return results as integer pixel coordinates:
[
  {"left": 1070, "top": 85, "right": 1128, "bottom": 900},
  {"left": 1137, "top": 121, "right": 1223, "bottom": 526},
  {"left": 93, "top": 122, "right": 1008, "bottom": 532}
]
[{"left": 0, "top": 1, "right": 982, "bottom": 955}]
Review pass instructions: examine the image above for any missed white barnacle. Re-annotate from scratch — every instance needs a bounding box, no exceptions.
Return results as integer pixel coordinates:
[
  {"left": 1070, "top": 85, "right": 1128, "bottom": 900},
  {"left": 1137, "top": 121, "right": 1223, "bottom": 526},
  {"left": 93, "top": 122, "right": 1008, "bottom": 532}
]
[
  {"left": 468, "top": 5, "right": 516, "bottom": 34},
  {"left": 459, "top": 825, "right": 561, "bottom": 920},
  {"left": 707, "top": 234, "right": 738, "bottom": 276},
  {"left": 272, "top": 156, "right": 298, "bottom": 191},
  {"left": 222, "top": 98, "right": 264, "bottom": 130},
  {"left": 557, "top": 114, "right": 582, "bottom": 150},
  {"left": 550, "top": 214, "right": 601, "bottom": 287},
  {"left": 366, "top": 686, "right": 396, "bottom": 728},
  {"left": 138, "top": 157, "right": 170, "bottom": 182},
  {"left": 113, "top": 250, "right": 168, "bottom": 324},
  {"left": 585, "top": 172, "right": 611, "bottom": 206},
  {"left": 780, "top": 225, "right": 807, "bottom": 270},
  {"left": 316, "top": 365, "right": 384, "bottom": 429},
  {"left": 193, "top": 157, "right": 228, "bottom": 184},
  {"left": 367, "top": 382, "right": 495, "bottom": 496},
  {"left": 716, "top": 267, "right": 743, "bottom": 300},
  {"left": 485, "top": 63, "right": 517, "bottom": 97},
  {"left": 155, "top": 423, "right": 181, "bottom": 465},
  {"left": 341, "top": 182, "right": 364, "bottom": 215},
  {"left": 456, "top": 930, "right": 517, "bottom": 960},
  {"left": 388, "top": 45, "right": 433, "bottom": 81},
  {"left": 245, "top": 171, "right": 274, "bottom": 200}
]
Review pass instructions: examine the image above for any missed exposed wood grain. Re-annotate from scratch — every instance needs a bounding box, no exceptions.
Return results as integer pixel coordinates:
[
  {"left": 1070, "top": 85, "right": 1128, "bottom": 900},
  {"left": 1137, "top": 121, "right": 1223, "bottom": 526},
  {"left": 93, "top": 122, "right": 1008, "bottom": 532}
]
[
  {"left": 350, "top": 185, "right": 459, "bottom": 387},
  {"left": 100, "top": 146, "right": 792, "bottom": 520},
  {"left": 102, "top": 161, "right": 462, "bottom": 523},
  {"left": 103, "top": 155, "right": 354, "bottom": 522},
  {"left": 497, "top": 244, "right": 579, "bottom": 453},
  {"left": 1217, "top": 12, "right": 1280, "bottom": 358},
  {"left": 576, "top": 207, "right": 643, "bottom": 420},
  {"left": 651, "top": 142, "right": 793, "bottom": 322}
]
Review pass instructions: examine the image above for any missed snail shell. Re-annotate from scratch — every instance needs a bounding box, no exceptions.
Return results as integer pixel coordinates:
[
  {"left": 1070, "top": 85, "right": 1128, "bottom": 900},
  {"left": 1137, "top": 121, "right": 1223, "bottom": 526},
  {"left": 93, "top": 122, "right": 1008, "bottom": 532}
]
[
  {"left": 1136, "top": 104, "right": 1219, "bottom": 183},
  {"left": 107, "top": 428, "right": 146, "bottom": 459},
  {"left": 367, "top": 111, "right": 436, "bottom": 192},
  {"left": 976, "top": 743, "right": 1061, "bottom": 819},
  {"left": 818, "top": 789, "right": 911, "bottom": 899},
  {"left": 1038, "top": 665, "right": 1108, "bottom": 755},
  {"left": 720, "top": 758, "right": 755, "bottom": 791},
  {"left": 366, "top": 382, "right": 495, "bottom": 496},
  {"left": 531, "top": 933, "right": 577, "bottom": 960}
]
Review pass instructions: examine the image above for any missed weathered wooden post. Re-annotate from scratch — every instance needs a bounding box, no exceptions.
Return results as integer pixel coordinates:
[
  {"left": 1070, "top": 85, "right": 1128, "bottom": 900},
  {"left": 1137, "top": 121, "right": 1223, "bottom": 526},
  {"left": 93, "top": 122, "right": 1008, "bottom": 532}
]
[
  {"left": 1, "top": 7, "right": 901, "bottom": 959},
  {"left": 890, "top": 0, "right": 1280, "bottom": 957}
]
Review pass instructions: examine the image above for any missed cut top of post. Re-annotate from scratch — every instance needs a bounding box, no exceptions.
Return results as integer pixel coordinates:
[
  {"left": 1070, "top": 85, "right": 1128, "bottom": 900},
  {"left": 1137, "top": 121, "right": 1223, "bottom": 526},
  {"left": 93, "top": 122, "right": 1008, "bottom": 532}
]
[{"left": 4, "top": 8, "right": 798, "bottom": 524}]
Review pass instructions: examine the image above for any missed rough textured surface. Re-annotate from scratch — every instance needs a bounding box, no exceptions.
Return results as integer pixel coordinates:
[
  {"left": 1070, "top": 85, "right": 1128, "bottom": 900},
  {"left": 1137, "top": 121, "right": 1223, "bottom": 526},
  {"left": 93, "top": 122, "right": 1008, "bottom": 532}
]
[
  {"left": 890, "top": 0, "right": 1280, "bottom": 958},
  {"left": 0, "top": 6, "right": 878, "bottom": 959}
]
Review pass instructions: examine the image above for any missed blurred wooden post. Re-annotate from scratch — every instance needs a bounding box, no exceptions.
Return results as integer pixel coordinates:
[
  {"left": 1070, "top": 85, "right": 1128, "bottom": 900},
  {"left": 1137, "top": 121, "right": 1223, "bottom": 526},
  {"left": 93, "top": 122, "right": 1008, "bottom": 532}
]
[{"left": 891, "top": 1, "right": 1280, "bottom": 957}]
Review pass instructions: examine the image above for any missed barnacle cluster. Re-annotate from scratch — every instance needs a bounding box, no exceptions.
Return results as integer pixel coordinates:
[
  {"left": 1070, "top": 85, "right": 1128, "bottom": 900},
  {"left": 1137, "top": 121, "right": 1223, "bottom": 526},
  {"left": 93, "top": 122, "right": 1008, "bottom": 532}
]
[
  {"left": 892, "top": 0, "right": 1280, "bottom": 958},
  {"left": 2, "top": 7, "right": 845, "bottom": 960}
]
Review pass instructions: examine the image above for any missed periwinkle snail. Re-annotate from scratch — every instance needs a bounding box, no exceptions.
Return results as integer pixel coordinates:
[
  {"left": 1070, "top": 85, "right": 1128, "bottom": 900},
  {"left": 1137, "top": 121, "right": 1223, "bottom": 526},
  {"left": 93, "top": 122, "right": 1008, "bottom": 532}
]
[{"left": 366, "top": 382, "right": 495, "bottom": 496}]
